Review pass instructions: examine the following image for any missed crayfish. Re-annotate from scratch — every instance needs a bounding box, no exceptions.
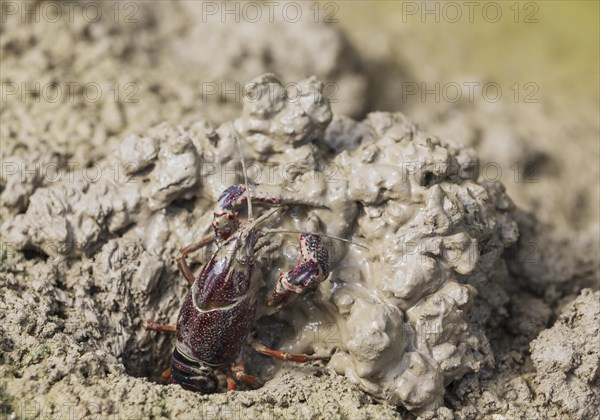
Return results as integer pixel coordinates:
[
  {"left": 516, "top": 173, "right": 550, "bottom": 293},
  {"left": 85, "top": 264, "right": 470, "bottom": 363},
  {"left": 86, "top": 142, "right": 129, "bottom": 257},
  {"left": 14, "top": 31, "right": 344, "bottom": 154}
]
[{"left": 143, "top": 129, "right": 364, "bottom": 393}]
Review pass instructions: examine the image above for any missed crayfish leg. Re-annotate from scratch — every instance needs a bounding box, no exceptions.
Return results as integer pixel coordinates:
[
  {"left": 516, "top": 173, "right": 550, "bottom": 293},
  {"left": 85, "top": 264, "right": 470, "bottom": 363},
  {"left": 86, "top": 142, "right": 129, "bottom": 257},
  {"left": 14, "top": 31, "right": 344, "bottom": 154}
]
[
  {"left": 236, "top": 373, "right": 260, "bottom": 389},
  {"left": 143, "top": 319, "right": 176, "bottom": 333},
  {"left": 233, "top": 360, "right": 260, "bottom": 389},
  {"left": 161, "top": 367, "right": 172, "bottom": 384},
  {"left": 177, "top": 233, "right": 215, "bottom": 285},
  {"left": 176, "top": 256, "right": 196, "bottom": 285},
  {"left": 180, "top": 233, "right": 215, "bottom": 256},
  {"left": 225, "top": 361, "right": 261, "bottom": 391},
  {"left": 251, "top": 341, "right": 327, "bottom": 363},
  {"left": 225, "top": 371, "right": 237, "bottom": 391}
]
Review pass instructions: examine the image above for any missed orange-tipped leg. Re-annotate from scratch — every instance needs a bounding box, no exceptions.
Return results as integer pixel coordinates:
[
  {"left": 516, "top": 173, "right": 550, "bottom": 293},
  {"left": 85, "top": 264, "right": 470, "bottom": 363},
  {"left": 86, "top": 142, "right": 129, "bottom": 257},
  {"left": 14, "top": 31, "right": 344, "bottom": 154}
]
[
  {"left": 226, "top": 371, "right": 237, "bottom": 391},
  {"left": 251, "top": 341, "right": 327, "bottom": 363},
  {"left": 233, "top": 360, "right": 260, "bottom": 389},
  {"left": 225, "top": 361, "right": 260, "bottom": 391},
  {"left": 161, "top": 367, "right": 172, "bottom": 384},
  {"left": 143, "top": 319, "right": 176, "bottom": 333}
]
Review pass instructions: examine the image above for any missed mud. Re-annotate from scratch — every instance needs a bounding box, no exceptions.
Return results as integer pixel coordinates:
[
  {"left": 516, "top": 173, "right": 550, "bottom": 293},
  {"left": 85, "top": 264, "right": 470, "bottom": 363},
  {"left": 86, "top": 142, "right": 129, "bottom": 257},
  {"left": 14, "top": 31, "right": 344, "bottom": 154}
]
[
  {"left": 1, "top": 1, "right": 368, "bottom": 206},
  {"left": 2, "top": 73, "right": 517, "bottom": 417},
  {"left": 1, "top": 2, "right": 599, "bottom": 420}
]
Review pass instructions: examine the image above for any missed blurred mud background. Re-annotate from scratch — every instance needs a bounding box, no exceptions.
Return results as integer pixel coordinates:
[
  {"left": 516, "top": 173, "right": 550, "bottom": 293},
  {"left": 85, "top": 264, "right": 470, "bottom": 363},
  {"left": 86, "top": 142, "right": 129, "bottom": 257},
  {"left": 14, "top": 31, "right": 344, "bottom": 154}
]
[{"left": 1, "top": 1, "right": 598, "bottom": 419}]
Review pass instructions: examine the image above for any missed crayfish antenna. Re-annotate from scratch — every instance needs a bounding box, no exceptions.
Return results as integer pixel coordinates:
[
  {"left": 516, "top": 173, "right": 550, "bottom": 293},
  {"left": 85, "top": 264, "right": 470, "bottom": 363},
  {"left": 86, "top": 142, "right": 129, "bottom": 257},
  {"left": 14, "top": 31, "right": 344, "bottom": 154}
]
[
  {"left": 247, "top": 208, "right": 286, "bottom": 230},
  {"left": 261, "top": 228, "right": 369, "bottom": 250},
  {"left": 232, "top": 123, "right": 253, "bottom": 220}
]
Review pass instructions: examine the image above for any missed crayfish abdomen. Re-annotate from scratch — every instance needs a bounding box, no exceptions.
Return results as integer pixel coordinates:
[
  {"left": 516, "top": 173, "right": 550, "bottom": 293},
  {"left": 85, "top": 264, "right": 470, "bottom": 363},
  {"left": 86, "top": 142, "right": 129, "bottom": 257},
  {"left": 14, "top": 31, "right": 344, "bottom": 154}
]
[{"left": 170, "top": 346, "right": 219, "bottom": 393}]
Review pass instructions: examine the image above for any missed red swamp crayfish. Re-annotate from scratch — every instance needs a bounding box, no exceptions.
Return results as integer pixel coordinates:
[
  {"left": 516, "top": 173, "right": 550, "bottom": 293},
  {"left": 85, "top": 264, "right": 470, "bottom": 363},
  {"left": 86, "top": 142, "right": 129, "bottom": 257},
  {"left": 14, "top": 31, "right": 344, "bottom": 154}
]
[{"left": 142, "top": 130, "right": 366, "bottom": 393}]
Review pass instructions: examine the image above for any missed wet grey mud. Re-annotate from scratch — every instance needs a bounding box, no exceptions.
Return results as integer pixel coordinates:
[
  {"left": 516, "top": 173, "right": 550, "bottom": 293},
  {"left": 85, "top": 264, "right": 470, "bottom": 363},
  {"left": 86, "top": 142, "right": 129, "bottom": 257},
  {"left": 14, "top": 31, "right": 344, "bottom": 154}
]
[{"left": 1, "top": 2, "right": 598, "bottom": 420}]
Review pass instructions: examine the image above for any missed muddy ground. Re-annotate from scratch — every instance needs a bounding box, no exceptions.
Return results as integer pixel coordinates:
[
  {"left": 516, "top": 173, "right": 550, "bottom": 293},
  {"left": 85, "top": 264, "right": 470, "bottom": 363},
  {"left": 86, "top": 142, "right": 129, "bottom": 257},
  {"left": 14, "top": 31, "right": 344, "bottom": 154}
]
[{"left": 1, "top": 1, "right": 598, "bottom": 419}]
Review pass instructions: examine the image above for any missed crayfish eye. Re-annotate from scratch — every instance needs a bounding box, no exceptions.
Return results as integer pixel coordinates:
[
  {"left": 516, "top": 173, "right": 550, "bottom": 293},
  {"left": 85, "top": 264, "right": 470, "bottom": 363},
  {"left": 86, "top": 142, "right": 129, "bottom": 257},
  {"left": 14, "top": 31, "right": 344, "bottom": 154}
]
[{"left": 239, "top": 256, "right": 249, "bottom": 265}]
